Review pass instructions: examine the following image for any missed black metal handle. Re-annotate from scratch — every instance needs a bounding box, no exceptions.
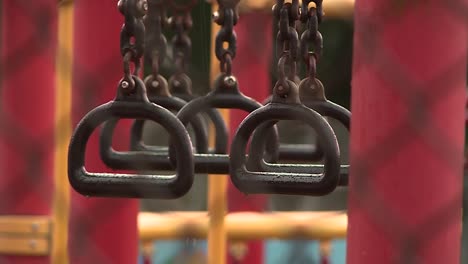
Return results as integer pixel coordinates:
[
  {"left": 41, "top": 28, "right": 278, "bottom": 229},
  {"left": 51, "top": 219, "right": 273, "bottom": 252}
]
[
  {"left": 247, "top": 79, "right": 351, "bottom": 186},
  {"left": 169, "top": 73, "right": 279, "bottom": 174},
  {"left": 230, "top": 103, "right": 341, "bottom": 196},
  {"left": 68, "top": 76, "right": 194, "bottom": 198},
  {"left": 99, "top": 95, "right": 207, "bottom": 171},
  {"left": 169, "top": 73, "right": 230, "bottom": 154},
  {"left": 248, "top": 100, "right": 350, "bottom": 164},
  {"left": 246, "top": 119, "right": 349, "bottom": 186},
  {"left": 131, "top": 96, "right": 209, "bottom": 153},
  {"left": 253, "top": 95, "right": 323, "bottom": 162}
]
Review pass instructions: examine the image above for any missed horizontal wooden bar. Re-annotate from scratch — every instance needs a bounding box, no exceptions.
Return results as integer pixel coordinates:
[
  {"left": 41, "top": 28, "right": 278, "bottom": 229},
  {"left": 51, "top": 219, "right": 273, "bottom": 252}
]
[
  {"left": 234, "top": 0, "right": 355, "bottom": 18},
  {"left": 0, "top": 237, "right": 50, "bottom": 256},
  {"left": 139, "top": 211, "right": 347, "bottom": 242},
  {"left": 0, "top": 216, "right": 51, "bottom": 256},
  {"left": 0, "top": 216, "right": 52, "bottom": 236}
]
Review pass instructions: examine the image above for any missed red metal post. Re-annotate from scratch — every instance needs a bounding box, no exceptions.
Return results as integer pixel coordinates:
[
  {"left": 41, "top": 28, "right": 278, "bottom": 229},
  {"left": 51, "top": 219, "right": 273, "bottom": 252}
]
[
  {"left": 228, "top": 12, "right": 273, "bottom": 264},
  {"left": 348, "top": 1, "right": 467, "bottom": 263},
  {"left": 0, "top": 0, "right": 56, "bottom": 263},
  {"left": 70, "top": 1, "right": 139, "bottom": 263}
]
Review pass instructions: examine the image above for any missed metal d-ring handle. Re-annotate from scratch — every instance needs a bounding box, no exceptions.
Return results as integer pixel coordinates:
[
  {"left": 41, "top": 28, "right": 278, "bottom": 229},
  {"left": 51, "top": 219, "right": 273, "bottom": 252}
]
[
  {"left": 247, "top": 78, "right": 351, "bottom": 186},
  {"left": 230, "top": 79, "right": 341, "bottom": 196},
  {"left": 169, "top": 73, "right": 229, "bottom": 154},
  {"left": 302, "top": 99, "right": 350, "bottom": 185},
  {"left": 255, "top": 94, "right": 323, "bottom": 162},
  {"left": 131, "top": 74, "right": 210, "bottom": 153},
  {"left": 300, "top": 77, "right": 350, "bottom": 185},
  {"left": 99, "top": 75, "right": 208, "bottom": 171},
  {"left": 230, "top": 104, "right": 341, "bottom": 195},
  {"left": 68, "top": 76, "right": 194, "bottom": 198},
  {"left": 129, "top": 96, "right": 203, "bottom": 153},
  {"left": 168, "top": 73, "right": 279, "bottom": 174}
]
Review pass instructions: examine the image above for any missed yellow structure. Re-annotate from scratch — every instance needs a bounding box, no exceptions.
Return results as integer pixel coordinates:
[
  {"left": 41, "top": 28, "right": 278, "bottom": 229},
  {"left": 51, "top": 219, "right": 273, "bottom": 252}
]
[
  {"left": 0, "top": 216, "right": 52, "bottom": 256},
  {"left": 52, "top": 1, "right": 73, "bottom": 263},
  {"left": 139, "top": 211, "right": 347, "bottom": 241},
  {"left": 207, "top": 3, "right": 229, "bottom": 264},
  {"left": 237, "top": 0, "right": 354, "bottom": 18}
]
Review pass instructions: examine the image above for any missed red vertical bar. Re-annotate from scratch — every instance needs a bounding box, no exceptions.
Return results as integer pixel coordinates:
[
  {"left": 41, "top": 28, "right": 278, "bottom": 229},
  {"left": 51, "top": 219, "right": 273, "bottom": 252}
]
[
  {"left": 70, "top": 1, "right": 139, "bottom": 264},
  {"left": 0, "top": 0, "right": 56, "bottom": 263},
  {"left": 229, "top": 13, "right": 272, "bottom": 264},
  {"left": 348, "top": 1, "right": 467, "bottom": 264}
]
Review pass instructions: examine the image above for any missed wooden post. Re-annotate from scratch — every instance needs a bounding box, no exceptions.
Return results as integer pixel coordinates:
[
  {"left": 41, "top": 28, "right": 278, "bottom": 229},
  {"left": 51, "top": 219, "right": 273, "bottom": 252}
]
[
  {"left": 70, "top": 1, "right": 139, "bottom": 263},
  {"left": 348, "top": 1, "right": 467, "bottom": 263},
  {"left": 228, "top": 11, "right": 273, "bottom": 264},
  {"left": 0, "top": 0, "right": 56, "bottom": 262}
]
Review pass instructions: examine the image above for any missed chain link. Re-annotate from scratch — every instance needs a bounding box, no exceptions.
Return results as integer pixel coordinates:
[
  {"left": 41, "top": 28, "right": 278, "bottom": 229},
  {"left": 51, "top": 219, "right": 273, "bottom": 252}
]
[
  {"left": 164, "top": 0, "right": 198, "bottom": 94},
  {"left": 169, "top": 0, "right": 198, "bottom": 13},
  {"left": 299, "top": 0, "right": 323, "bottom": 79},
  {"left": 118, "top": 0, "right": 148, "bottom": 90},
  {"left": 144, "top": 0, "right": 168, "bottom": 79},
  {"left": 213, "top": 0, "right": 240, "bottom": 26},
  {"left": 214, "top": 0, "right": 240, "bottom": 75},
  {"left": 300, "top": 0, "right": 323, "bottom": 24},
  {"left": 168, "top": 2, "right": 194, "bottom": 77},
  {"left": 274, "top": 0, "right": 300, "bottom": 93},
  {"left": 273, "top": 0, "right": 299, "bottom": 27}
]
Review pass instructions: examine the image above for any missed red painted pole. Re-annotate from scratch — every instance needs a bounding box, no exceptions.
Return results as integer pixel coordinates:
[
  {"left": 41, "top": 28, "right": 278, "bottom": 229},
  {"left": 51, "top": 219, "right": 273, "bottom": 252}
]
[
  {"left": 348, "top": 1, "right": 467, "bottom": 263},
  {"left": 70, "top": 1, "right": 139, "bottom": 264},
  {"left": 0, "top": 1, "right": 56, "bottom": 263},
  {"left": 229, "top": 12, "right": 272, "bottom": 264}
]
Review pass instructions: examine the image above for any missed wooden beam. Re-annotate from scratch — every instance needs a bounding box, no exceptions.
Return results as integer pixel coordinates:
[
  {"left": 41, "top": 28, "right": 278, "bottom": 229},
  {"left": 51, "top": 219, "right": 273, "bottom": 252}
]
[
  {"left": 226, "top": 0, "right": 355, "bottom": 18},
  {"left": 139, "top": 211, "right": 347, "bottom": 242},
  {"left": 0, "top": 216, "right": 52, "bottom": 256}
]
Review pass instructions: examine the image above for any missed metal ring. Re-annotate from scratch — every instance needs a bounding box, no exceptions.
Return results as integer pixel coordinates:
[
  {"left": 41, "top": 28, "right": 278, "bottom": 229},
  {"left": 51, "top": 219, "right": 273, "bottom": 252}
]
[
  {"left": 248, "top": 92, "right": 350, "bottom": 185},
  {"left": 68, "top": 78, "right": 194, "bottom": 198},
  {"left": 167, "top": 74, "right": 278, "bottom": 174},
  {"left": 230, "top": 103, "right": 341, "bottom": 195},
  {"left": 171, "top": 92, "right": 262, "bottom": 174},
  {"left": 99, "top": 96, "right": 208, "bottom": 171},
  {"left": 169, "top": 75, "right": 230, "bottom": 154}
]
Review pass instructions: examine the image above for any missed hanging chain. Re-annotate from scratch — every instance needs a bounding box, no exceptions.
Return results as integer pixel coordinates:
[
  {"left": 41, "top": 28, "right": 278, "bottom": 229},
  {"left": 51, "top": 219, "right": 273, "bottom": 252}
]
[
  {"left": 118, "top": 0, "right": 148, "bottom": 91},
  {"left": 298, "top": 0, "right": 326, "bottom": 100},
  {"left": 300, "top": 0, "right": 323, "bottom": 80},
  {"left": 213, "top": 0, "right": 240, "bottom": 76},
  {"left": 169, "top": 5, "right": 193, "bottom": 76},
  {"left": 144, "top": 0, "right": 167, "bottom": 83},
  {"left": 273, "top": 0, "right": 300, "bottom": 97},
  {"left": 167, "top": 0, "right": 198, "bottom": 93}
]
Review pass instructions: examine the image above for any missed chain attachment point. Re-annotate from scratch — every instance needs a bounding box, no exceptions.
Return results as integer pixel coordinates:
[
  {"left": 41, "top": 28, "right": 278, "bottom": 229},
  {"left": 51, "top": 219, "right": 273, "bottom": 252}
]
[
  {"left": 220, "top": 53, "right": 233, "bottom": 75},
  {"left": 298, "top": 77, "right": 326, "bottom": 101},
  {"left": 223, "top": 75, "right": 237, "bottom": 88},
  {"left": 165, "top": 0, "right": 195, "bottom": 95},
  {"left": 119, "top": 0, "right": 147, "bottom": 84}
]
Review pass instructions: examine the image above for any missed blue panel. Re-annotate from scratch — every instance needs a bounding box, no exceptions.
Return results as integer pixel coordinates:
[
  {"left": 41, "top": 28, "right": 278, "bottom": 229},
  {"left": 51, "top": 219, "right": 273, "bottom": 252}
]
[{"left": 265, "top": 240, "right": 346, "bottom": 264}]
